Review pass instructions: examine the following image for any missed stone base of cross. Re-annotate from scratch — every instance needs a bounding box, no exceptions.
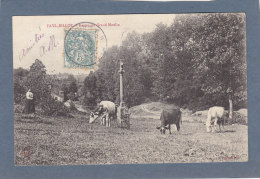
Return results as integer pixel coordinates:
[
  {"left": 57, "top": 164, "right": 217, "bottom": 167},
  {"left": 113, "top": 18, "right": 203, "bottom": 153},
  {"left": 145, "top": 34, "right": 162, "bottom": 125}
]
[{"left": 117, "top": 105, "right": 130, "bottom": 129}]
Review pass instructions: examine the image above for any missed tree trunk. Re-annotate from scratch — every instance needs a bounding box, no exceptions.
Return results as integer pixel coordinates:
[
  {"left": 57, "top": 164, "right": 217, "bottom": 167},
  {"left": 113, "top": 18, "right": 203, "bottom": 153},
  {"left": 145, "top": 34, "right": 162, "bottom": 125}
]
[{"left": 229, "top": 94, "right": 233, "bottom": 119}]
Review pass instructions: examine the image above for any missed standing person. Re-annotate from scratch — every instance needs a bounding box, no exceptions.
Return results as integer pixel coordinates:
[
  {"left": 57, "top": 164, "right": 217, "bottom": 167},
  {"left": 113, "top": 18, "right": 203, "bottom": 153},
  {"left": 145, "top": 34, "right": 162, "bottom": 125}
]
[{"left": 24, "top": 89, "right": 34, "bottom": 114}]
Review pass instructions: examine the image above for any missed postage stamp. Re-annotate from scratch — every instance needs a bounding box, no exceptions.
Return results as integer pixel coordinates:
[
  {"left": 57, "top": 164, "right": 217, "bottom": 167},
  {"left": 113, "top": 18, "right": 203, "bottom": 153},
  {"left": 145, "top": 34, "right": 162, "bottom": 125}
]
[
  {"left": 64, "top": 28, "right": 97, "bottom": 69},
  {"left": 64, "top": 22, "right": 107, "bottom": 70}
]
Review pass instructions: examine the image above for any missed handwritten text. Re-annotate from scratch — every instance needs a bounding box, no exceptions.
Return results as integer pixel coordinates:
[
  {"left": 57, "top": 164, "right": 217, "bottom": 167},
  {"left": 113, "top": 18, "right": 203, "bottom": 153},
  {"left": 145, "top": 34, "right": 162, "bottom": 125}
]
[
  {"left": 40, "top": 35, "right": 59, "bottom": 57},
  {"left": 19, "top": 32, "right": 45, "bottom": 60}
]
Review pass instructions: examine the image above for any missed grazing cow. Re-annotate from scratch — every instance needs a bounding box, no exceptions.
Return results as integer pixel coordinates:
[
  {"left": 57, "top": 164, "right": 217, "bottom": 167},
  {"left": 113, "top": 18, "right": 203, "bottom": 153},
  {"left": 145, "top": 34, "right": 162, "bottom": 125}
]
[
  {"left": 89, "top": 101, "right": 116, "bottom": 127},
  {"left": 206, "top": 106, "right": 225, "bottom": 132},
  {"left": 156, "top": 108, "right": 182, "bottom": 134}
]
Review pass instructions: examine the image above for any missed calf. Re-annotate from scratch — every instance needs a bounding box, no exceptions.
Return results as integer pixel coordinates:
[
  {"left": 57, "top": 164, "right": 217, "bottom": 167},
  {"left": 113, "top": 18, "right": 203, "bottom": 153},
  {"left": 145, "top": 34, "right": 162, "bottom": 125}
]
[
  {"left": 206, "top": 106, "right": 225, "bottom": 132},
  {"left": 156, "top": 108, "right": 182, "bottom": 134}
]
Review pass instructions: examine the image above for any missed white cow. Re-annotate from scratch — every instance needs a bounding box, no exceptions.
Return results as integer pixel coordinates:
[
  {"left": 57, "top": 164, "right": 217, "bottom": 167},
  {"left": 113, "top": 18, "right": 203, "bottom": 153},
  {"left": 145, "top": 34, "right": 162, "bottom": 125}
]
[
  {"left": 206, "top": 106, "right": 225, "bottom": 132},
  {"left": 89, "top": 101, "right": 116, "bottom": 127}
]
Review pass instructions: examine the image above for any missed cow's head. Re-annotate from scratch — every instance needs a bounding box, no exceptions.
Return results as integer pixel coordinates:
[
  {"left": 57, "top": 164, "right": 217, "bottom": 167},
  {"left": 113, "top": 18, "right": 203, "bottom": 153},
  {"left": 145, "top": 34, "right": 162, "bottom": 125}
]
[
  {"left": 89, "top": 104, "right": 105, "bottom": 124},
  {"left": 89, "top": 112, "right": 99, "bottom": 124},
  {"left": 156, "top": 126, "right": 169, "bottom": 134}
]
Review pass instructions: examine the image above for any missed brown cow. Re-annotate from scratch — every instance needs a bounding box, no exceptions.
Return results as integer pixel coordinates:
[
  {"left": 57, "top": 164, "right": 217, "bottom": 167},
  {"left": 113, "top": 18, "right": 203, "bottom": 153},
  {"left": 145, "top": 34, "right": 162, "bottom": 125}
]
[{"left": 156, "top": 108, "right": 182, "bottom": 134}]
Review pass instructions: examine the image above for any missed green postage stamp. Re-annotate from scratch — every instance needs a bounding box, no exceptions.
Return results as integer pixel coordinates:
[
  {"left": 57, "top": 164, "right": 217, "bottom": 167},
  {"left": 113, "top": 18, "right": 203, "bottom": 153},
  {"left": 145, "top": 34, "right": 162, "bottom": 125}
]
[{"left": 64, "top": 28, "right": 97, "bottom": 69}]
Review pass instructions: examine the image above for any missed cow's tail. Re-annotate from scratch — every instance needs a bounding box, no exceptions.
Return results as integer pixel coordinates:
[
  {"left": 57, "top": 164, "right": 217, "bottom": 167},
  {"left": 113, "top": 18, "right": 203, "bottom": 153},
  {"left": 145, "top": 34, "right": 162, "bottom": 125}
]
[
  {"left": 115, "top": 105, "right": 118, "bottom": 117},
  {"left": 179, "top": 108, "right": 183, "bottom": 124},
  {"left": 159, "top": 111, "right": 163, "bottom": 127},
  {"left": 180, "top": 112, "right": 182, "bottom": 124},
  {"left": 180, "top": 113, "right": 182, "bottom": 124}
]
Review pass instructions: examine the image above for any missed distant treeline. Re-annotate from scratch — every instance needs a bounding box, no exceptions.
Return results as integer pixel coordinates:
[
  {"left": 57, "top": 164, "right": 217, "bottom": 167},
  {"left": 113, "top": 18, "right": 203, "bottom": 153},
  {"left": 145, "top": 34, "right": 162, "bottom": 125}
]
[{"left": 82, "top": 13, "right": 247, "bottom": 111}]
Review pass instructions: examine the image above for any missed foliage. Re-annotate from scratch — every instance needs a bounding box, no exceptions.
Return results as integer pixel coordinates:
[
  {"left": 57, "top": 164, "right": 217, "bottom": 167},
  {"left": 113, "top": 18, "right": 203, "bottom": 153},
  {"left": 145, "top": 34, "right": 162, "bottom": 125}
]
[
  {"left": 225, "top": 111, "right": 248, "bottom": 125},
  {"left": 67, "top": 92, "right": 78, "bottom": 101},
  {"left": 81, "top": 13, "right": 246, "bottom": 111},
  {"left": 22, "top": 59, "right": 50, "bottom": 105},
  {"left": 82, "top": 71, "right": 99, "bottom": 107},
  {"left": 39, "top": 96, "right": 73, "bottom": 117},
  {"left": 14, "top": 68, "right": 29, "bottom": 104},
  {"left": 68, "top": 81, "right": 78, "bottom": 94},
  {"left": 14, "top": 79, "right": 26, "bottom": 104},
  {"left": 14, "top": 104, "right": 24, "bottom": 113}
]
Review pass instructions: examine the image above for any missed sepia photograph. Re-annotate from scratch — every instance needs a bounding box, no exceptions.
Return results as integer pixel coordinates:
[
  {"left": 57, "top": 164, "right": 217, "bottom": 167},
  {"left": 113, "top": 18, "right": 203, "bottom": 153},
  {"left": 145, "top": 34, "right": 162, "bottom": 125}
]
[{"left": 13, "top": 13, "right": 247, "bottom": 165}]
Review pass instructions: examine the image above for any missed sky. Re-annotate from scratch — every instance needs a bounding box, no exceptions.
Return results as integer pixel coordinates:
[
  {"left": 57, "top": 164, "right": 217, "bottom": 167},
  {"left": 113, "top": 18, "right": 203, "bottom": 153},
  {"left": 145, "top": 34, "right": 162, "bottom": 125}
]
[{"left": 13, "top": 14, "right": 176, "bottom": 75}]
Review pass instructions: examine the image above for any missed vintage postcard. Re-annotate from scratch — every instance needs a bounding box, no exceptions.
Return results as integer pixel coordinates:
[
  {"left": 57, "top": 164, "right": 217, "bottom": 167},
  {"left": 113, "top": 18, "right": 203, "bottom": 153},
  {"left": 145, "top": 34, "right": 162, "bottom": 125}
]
[{"left": 13, "top": 14, "right": 248, "bottom": 165}]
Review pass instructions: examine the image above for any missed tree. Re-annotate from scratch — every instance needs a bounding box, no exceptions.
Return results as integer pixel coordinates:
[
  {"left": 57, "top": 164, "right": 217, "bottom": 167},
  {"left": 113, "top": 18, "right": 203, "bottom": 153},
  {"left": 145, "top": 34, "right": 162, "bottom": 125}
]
[
  {"left": 190, "top": 13, "right": 246, "bottom": 115},
  {"left": 24, "top": 59, "right": 50, "bottom": 105},
  {"left": 14, "top": 67, "right": 29, "bottom": 77},
  {"left": 68, "top": 81, "right": 78, "bottom": 94},
  {"left": 23, "top": 59, "right": 63, "bottom": 115},
  {"left": 79, "top": 13, "right": 247, "bottom": 112},
  {"left": 67, "top": 74, "right": 76, "bottom": 83},
  {"left": 14, "top": 68, "right": 29, "bottom": 104},
  {"left": 147, "top": 13, "right": 246, "bottom": 112},
  {"left": 61, "top": 83, "right": 69, "bottom": 101},
  {"left": 14, "top": 79, "right": 26, "bottom": 104},
  {"left": 82, "top": 71, "right": 98, "bottom": 107}
]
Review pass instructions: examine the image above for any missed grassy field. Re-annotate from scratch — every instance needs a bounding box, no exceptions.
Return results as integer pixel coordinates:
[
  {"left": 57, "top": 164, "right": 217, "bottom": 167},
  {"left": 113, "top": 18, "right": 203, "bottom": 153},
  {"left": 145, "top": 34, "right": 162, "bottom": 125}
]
[{"left": 14, "top": 105, "right": 248, "bottom": 165}]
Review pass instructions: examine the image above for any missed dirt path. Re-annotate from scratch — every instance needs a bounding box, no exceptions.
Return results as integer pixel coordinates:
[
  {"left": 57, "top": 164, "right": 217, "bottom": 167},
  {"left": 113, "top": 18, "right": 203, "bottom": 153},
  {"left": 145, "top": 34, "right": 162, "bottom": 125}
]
[
  {"left": 74, "top": 102, "right": 89, "bottom": 113},
  {"left": 141, "top": 103, "right": 161, "bottom": 115}
]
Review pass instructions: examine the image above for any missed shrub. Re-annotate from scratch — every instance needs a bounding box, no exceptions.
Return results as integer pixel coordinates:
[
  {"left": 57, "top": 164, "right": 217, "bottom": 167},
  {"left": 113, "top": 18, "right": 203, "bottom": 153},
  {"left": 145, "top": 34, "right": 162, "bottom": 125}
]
[
  {"left": 39, "top": 97, "right": 73, "bottom": 117},
  {"left": 14, "top": 104, "right": 24, "bottom": 113},
  {"left": 225, "top": 111, "right": 247, "bottom": 125}
]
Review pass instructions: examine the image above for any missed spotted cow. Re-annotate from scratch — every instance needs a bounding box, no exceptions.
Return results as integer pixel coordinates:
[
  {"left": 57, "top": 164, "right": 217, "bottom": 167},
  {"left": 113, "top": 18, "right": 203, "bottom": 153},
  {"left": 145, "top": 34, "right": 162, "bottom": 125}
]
[{"left": 89, "top": 101, "right": 117, "bottom": 127}]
